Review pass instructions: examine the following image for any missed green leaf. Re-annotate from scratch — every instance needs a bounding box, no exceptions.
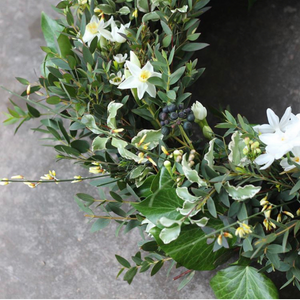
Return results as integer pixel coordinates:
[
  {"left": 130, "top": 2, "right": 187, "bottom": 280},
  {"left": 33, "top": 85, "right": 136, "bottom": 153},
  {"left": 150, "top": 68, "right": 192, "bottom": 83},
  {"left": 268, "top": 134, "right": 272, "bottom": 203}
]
[
  {"left": 92, "top": 136, "right": 109, "bottom": 151},
  {"left": 132, "top": 188, "right": 184, "bottom": 225},
  {"left": 118, "top": 6, "right": 130, "bottom": 15},
  {"left": 41, "top": 12, "right": 63, "bottom": 52},
  {"left": 90, "top": 218, "right": 110, "bottom": 233},
  {"left": 147, "top": 76, "right": 165, "bottom": 88},
  {"left": 123, "top": 267, "right": 138, "bottom": 284},
  {"left": 176, "top": 187, "right": 199, "bottom": 202},
  {"left": 182, "top": 154, "right": 207, "bottom": 187},
  {"left": 74, "top": 196, "right": 93, "bottom": 215},
  {"left": 182, "top": 42, "right": 209, "bottom": 52},
  {"left": 159, "top": 225, "right": 181, "bottom": 244},
  {"left": 131, "top": 129, "right": 163, "bottom": 150},
  {"left": 207, "top": 198, "right": 217, "bottom": 218},
  {"left": 76, "top": 193, "right": 94, "bottom": 202},
  {"left": 58, "top": 121, "right": 71, "bottom": 144},
  {"left": 26, "top": 104, "right": 41, "bottom": 118},
  {"left": 16, "top": 77, "right": 29, "bottom": 85},
  {"left": 170, "top": 66, "right": 186, "bottom": 85},
  {"left": 54, "top": 145, "right": 81, "bottom": 156},
  {"left": 115, "top": 255, "right": 131, "bottom": 269},
  {"left": 224, "top": 182, "right": 261, "bottom": 201},
  {"left": 142, "top": 12, "right": 160, "bottom": 22},
  {"left": 107, "top": 101, "right": 123, "bottom": 130},
  {"left": 83, "top": 45, "right": 94, "bottom": 66},
  {"left": 178, "top": 270, "right": 195, "bottom": 291},
  {"left": 210, "top": 266, "right": 279, "bottom": 299},
  {"left": 289, "top": 179, "right": 300, "bottom": 195},
  {"left": 46, "top": 96, "right": 61, "bottom": 105},
  {"left": 71, "top": 140, "right": 90, "bottom": 153},
  {"left": 81, "top": 114, "right": 106, "bottom": 134},
  {"left": 151, "top": 219, "right": 229, "bottom": 270},
  {"left": 151, "top": 260, "right": 164, "bottom": 276}
]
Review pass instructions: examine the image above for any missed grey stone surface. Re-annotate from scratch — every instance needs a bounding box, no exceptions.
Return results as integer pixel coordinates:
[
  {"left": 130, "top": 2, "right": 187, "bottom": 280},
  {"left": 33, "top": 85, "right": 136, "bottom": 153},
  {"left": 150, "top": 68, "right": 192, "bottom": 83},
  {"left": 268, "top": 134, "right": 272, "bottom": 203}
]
[
  {"left": 0, "top": 0, "right": 299, "bottom": 298},
  {"left": 0, "top": 1, "right": 215, "bottom": 298}
]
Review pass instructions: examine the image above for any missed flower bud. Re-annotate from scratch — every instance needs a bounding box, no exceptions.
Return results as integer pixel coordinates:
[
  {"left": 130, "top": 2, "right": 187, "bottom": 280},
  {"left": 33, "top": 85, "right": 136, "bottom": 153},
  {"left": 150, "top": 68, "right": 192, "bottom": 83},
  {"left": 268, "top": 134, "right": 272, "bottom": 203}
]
[
  {"left": 202, "top": 125, "right": 214, "bottom": 140},
  {"left": 243, "top": 147, "right": 249, "bottom": 155},
  {"left": 163, "top": 160, "right": 172, "bottom": 173},
  {"left": 191, "top": 101, "right": 207, "bottom": 121},
  {"left": 217, "top": 234, "right": 223, "bottom": 246}
]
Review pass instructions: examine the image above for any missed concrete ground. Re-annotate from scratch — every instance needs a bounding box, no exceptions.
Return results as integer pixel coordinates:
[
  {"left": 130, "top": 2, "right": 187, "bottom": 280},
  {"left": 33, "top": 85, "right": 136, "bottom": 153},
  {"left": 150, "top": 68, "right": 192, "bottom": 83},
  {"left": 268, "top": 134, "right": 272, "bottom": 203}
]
[{"left": 0, "top": 0, "right": 299, "bottom": 299}]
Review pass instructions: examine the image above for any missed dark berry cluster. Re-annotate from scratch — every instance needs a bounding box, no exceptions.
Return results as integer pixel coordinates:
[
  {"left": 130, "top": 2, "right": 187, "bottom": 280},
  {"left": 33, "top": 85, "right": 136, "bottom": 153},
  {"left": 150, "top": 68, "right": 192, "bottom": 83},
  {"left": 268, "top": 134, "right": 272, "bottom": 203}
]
[{"left": 159, "top": 104, "right": 195, "bottom": 136}]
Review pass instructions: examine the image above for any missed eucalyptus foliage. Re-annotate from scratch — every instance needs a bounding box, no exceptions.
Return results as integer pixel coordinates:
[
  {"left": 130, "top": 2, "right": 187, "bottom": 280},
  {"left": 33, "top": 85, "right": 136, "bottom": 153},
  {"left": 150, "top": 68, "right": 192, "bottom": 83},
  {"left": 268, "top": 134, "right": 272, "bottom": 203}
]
[{"left": 2, "top": 0, "right": 300, "bottom": 298}]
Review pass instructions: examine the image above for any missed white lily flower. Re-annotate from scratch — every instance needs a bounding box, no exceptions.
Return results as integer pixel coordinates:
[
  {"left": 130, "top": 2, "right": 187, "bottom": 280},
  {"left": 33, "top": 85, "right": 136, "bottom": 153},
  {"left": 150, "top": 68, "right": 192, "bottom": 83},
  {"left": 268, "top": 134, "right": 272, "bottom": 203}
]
[
  {"left": 78, "top": 0, "right": 87, "bottom": 4},
  {"left": 118, "top": 58, "right": 161, "bottom": 99},
  {"left": 109, "top": 71, "right": 125, "bottom": 86},
  {"left": 280, "top": 147, "right": 300, "bottom": 172},
  {"left": 113, "top": 53, "right": 128, "bottom": 64},
  {"left": 254, "top": 107, "right": 292, "bottom": 134},
  {"left": 110, "top": 20, "right": 130, "bottom": 43},
  {"left": 82, "top": 15, "right": 112, "bottom": 45},
  {"left": 191, "top": 101, "right": 207, "bottom": 121}
]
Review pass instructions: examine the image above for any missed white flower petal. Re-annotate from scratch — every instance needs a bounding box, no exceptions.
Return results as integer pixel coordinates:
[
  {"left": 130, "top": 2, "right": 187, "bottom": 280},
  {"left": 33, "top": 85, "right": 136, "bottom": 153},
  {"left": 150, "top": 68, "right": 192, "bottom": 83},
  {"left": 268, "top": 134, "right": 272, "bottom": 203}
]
[
  {"left": 266, "top": 108, "right": 279, "bottom": 129},
  {"left": 126, "top": 61, "right": 142, "bottom": 78},
  {"left": 279, "top": 106, "right": 292, "bottom": 130},
  {"left": 254, "top": 153, "right": 274, "bottom": 170},
  {"left": 118, "top": 76, "right": 140, "bottom": 89},
  {"left": 142, "top": 61, "right": 154, "bottom": 73},
  {"left": 146, "top": 83, "right": 156, "bottom": 98},
  {"left": 99, "top": 28, "right": 113, "bottom": 41},
  {"left": 130, "top": 51, "right": 141, "bottom": 67},
  {"left": 137, "top": 83, "right": 148, "bottom": 99}
]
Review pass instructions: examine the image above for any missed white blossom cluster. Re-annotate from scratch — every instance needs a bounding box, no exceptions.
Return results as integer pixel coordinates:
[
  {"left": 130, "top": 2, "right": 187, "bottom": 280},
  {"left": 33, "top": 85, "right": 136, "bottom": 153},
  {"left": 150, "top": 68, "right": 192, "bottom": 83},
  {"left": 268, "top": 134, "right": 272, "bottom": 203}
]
[{"left": 254, "top": 107, "right": 300, "bottom": 170}]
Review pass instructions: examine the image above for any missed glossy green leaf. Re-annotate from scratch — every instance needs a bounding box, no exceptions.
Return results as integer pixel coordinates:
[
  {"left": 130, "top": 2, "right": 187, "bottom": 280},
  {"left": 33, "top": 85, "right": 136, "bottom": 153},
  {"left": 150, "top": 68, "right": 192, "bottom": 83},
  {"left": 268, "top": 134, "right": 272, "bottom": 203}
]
[
  {"left": 151, "top": 219, "right": 229, "bottom": 270},
  {"left": 132, "top": 188, "right": 184, "bottom": 225},
  {"left": 210, "top": 266, "right": 279, "bottom": 299},
  {"left": 71, "top": 140, "right": 90, "bottom": 153},
  {"left": 115, "top": 255, "right": 131, "bottom": 268}
]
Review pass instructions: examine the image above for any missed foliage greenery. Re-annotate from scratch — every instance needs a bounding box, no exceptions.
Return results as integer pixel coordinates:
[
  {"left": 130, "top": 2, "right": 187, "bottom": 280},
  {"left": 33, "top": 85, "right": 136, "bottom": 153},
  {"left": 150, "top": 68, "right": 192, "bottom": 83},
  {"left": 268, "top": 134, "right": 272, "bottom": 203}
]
[{"left": 2, "top": 0, "right": 300, "bottom": 298}]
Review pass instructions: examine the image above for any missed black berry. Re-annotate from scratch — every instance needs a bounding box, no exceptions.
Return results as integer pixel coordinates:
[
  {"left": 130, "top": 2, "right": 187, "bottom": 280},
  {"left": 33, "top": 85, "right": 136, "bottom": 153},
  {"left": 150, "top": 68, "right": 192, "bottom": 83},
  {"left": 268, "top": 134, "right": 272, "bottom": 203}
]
[
  {"left": 183, "top": 121, "right": 192, "bottom": 131},
  {"left": 159, "top": 112, "right": 168, "bottom": 121},
  {"left": 170, "top": 112, "right": 178, "bottom": 120},
  {"left": 187, "top": 113, "right": 195, "bottom": 122},
  {"left": 161, "top": 126, "right": 170, "bottom": 136},
  {"left": 167, "top": 104, "right": 177, "bottom": 113},
  {"left": 178, "top": 111, "right": 187, "bottom": 119}
]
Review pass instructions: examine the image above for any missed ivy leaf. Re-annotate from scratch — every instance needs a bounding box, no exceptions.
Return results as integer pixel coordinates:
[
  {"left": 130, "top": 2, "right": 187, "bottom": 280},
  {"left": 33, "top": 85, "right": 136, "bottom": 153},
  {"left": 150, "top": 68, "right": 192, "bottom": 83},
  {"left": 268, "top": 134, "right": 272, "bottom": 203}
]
[
  {"left": 224, "top": 182, "right": 261, "bottom": 201},
  {"left": 210, "top": 266, "right": 279, "bottom": 299},
  {"left": 151, "top": 219, "right": 229, "bottom": 270},
  {"left": 132, "top": 188, "right": 184, "bottom": 226}
]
